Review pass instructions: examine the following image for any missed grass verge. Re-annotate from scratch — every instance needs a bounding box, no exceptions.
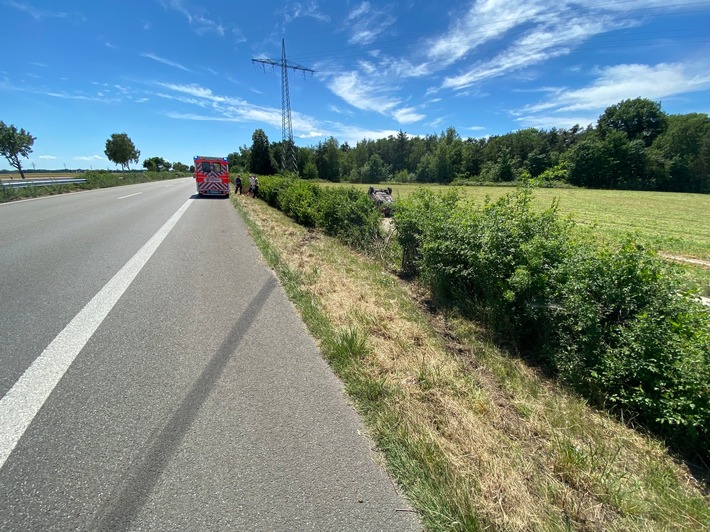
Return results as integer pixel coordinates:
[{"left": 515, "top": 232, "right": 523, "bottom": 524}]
[{"left": 231, "top": 191, "right": 709, "bottom": 531}]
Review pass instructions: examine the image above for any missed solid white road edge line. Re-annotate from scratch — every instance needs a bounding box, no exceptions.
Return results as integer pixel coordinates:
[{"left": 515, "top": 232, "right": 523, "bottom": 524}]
[{"left": 0, "top": 197, "right": 194, "bottom": 470}]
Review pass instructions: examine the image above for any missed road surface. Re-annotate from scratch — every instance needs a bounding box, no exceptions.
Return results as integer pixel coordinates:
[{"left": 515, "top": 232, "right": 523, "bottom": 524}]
[{"left": 0, "top": 178, "right": 419, "bottom": 530}]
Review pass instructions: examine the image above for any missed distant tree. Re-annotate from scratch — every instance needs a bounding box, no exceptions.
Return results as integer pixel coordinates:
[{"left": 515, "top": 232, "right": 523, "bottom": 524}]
[
  {"left": 0, "top": 121, "right": 36, "bottom": 179},
  {"left": 597, "top": 98, "right": 667, "bottom": 147},
  {"left": 105, "top": 133, "right": 140, "bottom": 171},
  {"left": 142, "top": 157, "right": 171, "bottom": 172},
  {"left": 172, "top": 162, "right": 189, "bottom": 172},
  {"left": 315, "top": 136, "right": 341, "bottom": 182},
  {"left": 249, "top": 129, "right": 275, "bottom": 175},
  {"left": 362, "top": 153, "right": 385, "bottom": 183}
]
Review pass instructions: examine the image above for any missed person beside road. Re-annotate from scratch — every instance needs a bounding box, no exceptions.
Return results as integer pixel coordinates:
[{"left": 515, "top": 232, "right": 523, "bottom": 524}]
[
  {"left": 248, "top": 175, "right": 255, "bottom": 196},
  {"left": 234, "top": 174, "right": 243, "bottom": 195},
  {"left": 253, "top": 176, "right": 259, "bottom": 199}
]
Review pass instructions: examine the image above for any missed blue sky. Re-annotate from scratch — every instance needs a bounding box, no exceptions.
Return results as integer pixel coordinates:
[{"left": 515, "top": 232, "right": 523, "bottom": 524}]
[{"left": 1, "top": 0, "right": 709, "bottom": 171}]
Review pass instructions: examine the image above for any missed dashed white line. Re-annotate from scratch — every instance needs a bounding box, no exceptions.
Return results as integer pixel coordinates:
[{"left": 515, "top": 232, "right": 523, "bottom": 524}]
[
  {"left": 118, "top": 192, "right": 142, "bottom": 200},
  {"left": 0, "top": 197, "right": 194, "bottom": 470}
]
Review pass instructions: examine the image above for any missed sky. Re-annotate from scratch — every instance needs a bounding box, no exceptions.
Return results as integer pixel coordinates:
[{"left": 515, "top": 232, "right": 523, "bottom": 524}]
[{"left": 1, "top": 0, "right": 709, "bottom": 171}]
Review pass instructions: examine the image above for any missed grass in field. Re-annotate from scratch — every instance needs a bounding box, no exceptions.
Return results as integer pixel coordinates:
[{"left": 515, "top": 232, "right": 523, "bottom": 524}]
[{"left": 232, "top": 190, "right": 710, "bottom": 531}]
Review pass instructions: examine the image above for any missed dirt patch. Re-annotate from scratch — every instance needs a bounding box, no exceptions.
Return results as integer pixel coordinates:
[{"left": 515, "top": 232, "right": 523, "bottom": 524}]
[{"left": 661, "top": 253, "right": 710, "bottom": 269}]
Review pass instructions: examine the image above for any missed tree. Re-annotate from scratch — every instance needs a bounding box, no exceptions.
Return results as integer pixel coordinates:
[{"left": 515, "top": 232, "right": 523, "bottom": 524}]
[
  {"left": 597, "top": 98, "right": 667, "bottom": 147},
  {"left": 142, "top": 156, "right": 171, "bottom": 172},
  {"left": 315, "top": 136, "right": 341, "bottom": 182},
  {"left": 249, "top": 129, "right": 275, "bottom": 175},
  {"left": 105, "top": 133, "right": 140, "bottom": 171},
  {"left": 172, "top": 162, "right": 189, "bottom": 172},
  {"left": 362, "top": 153, "right": 385, "bottom": 183},
  {"left": 0, "top": 121, "right": 36, "bottom": 179}
]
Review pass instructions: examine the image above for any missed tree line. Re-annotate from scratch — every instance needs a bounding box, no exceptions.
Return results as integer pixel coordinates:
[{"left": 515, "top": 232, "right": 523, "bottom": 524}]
[
  {"left": 231, "top": 98, "right": 709, "bottom": 193},
  {"left": 0, "top": 127, "right": 191, "bottom": 177},
  {"left": 4, "top": 97, "right": 707, "bottom": 191}
]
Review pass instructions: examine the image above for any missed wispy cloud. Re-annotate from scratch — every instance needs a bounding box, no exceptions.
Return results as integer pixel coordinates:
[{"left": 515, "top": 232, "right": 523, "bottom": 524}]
[
  {"left": 75, "top": 155, "right": 105, "bottom": 161},
  {"left": 326, "top": 71, "right": 399, "bottom": 114},
  {"left": 157, "top": 0, "right": 225, "bottom": 36},
  {"left": 140, "top": 52, "right": 191, "bottom": 72},
  {"left": 512, "top": 61, "right": 710, "bottom": 128},
  {"left": 2, "top": 0, "right": 68, "bottom": 19},
  {"left": 280, "top": 1, "right": 330, "bottom": 28},
  {"left": 154, "top": 82, "right": 284, "bottom": 128},
  {"left": 345, "top": 1, "right": 397, "bottom": 45},
  {"left": 320, "top": 62, "right": 428, "bottom": 125},
  {"left": 38, "top": 155, "right": 57, "bottom": 160},
  {"left": 151, "top": 81, "right": 400, "bottom": 145},
  {"left": 445, "top": 22, "right": 627, "bottom": 90},
  {"left": 392, "top": 107, "right": 425, "bottom": 124}
]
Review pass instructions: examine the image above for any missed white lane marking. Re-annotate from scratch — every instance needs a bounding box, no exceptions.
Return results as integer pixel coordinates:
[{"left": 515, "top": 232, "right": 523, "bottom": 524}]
[
  {"left": 118, "top": 192, "right": 142, "bottom": 200},
  {"left": 0, "top": 197, "right": 195, "bottom": 470},
  {"left": 163, "top": 184, "right": 174, "bottom": 188}
]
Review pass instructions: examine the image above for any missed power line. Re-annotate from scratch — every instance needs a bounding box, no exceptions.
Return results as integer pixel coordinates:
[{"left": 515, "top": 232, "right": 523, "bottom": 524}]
[{"left": 252, "top": 39, "right": 315, "bottom": 173}]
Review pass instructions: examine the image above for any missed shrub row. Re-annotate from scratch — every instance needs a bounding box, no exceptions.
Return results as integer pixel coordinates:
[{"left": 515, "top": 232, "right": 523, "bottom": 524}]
[
  {"left": 258, "top": 176, "right": 382, "bottom": 248},
  {"left": 394, "top": 186, "right": 710, "bottom": 458}
]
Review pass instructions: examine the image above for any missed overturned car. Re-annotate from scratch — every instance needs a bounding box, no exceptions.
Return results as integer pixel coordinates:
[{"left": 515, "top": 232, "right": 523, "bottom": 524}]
[{"left": 368, "top": 186, "right": 394, "bottom": 217}]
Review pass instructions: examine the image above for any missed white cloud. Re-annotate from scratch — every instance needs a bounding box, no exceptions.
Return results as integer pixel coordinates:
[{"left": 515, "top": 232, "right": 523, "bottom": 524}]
[
  {"left": 427, "top": 0, "right": 547, "bottom": 66},
  {"left": 280, "top": 1, "right": 330, "bottom": 27},
  {"left": 512, "top": 61, "right": 710, "bottom": 129},
  {"left": 75, "top": 155, "right": 104, "bottom": 161},
  {"left": 345, "top": 1, "right": 397, "bottom": 45},
  {"left": 521, "top": 62, "right": 710, "bottom": 114},
  {"left": 392, "top": 107, "right": 425, "bottom": 124},
  {"left": 157, "top": 0, "right": 225, "bottom": 36},
  {"left": 38, "top": 155, "right": 57, "bottom": 160},
  {"left": 326, "top": 71, "right": 400, "bottom": 114},
  {"left": 140, "top": 53, "right": 191, "bottom": 72},
  {"left": 3, "top": 0, "right": 68, "bottom": 19},
  {"left": 156, "top": 82, "right": 284, "bottom": 127},
  {"left": 441, "top": 12, "right": 627, "bottom": 90}
]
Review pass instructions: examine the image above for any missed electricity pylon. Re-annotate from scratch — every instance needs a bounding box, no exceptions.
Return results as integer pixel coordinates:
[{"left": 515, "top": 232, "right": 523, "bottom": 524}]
[{"left": 252, "top": 39, "right": 315, "bottom": 173}]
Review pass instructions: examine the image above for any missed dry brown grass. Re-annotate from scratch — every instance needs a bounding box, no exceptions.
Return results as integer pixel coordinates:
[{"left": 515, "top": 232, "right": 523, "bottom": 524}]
[{"left": 234, "top": 193, "right": 710, "bottom": 531}]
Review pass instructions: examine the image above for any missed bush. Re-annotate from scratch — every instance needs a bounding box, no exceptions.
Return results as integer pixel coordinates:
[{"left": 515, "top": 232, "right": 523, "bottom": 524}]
[
  {"left": 278, "top": 180, "right": 321, "bottom": 227},
  {"left": 317, "top": 187, "right": 381, "bottom": 248},
  {"left": 550, "top": 239, "right": 710, "bottom": 454},
  {"left": 256, "top": 177, "right": 382, "bottom": 249},
  {"left": 394, "top": 185, "right": 710, "bottom": 458}
]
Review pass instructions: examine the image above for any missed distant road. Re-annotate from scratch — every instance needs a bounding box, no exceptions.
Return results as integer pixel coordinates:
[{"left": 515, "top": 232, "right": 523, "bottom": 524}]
[{"left": 0, "top": 178, "right": 419, "bottom": 530}]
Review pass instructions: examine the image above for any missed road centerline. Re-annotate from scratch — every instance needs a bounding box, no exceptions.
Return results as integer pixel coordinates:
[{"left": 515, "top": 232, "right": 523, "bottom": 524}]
[
  {"left": 0, "top": 197, "right": 194, "bottom": 470},
  {"left": 118, "top": 192, "right": 142, "bottom": 200}
]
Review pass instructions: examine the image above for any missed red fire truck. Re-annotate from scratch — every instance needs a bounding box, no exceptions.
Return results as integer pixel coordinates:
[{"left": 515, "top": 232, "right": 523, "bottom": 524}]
[{"left": 193, "top": 155, "right": 230, "bottom": 197}]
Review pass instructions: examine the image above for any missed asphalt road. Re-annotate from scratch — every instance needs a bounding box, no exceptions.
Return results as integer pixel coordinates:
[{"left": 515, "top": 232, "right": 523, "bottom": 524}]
[{"left": 0, "top": 178, "right": 420, "bottom": 530}]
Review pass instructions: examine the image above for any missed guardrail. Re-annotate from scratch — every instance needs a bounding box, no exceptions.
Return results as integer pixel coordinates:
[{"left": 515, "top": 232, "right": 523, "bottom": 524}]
[{"left": 0, "top": 178, "right": 87, "bottom": 189}]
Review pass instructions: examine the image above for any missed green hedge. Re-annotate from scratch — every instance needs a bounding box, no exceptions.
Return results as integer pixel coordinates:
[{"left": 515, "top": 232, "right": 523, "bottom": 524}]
[
  {"left": 258, "top": 176, "right": 382, "bottom": 249},
  {"left": 394, "top": 186, "right": 710, "bottom": 458}
]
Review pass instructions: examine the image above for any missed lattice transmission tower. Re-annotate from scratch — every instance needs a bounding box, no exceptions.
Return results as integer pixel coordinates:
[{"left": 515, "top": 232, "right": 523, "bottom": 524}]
[{"left": 252, "top": 39, "right": 315, "bottom": 173}]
